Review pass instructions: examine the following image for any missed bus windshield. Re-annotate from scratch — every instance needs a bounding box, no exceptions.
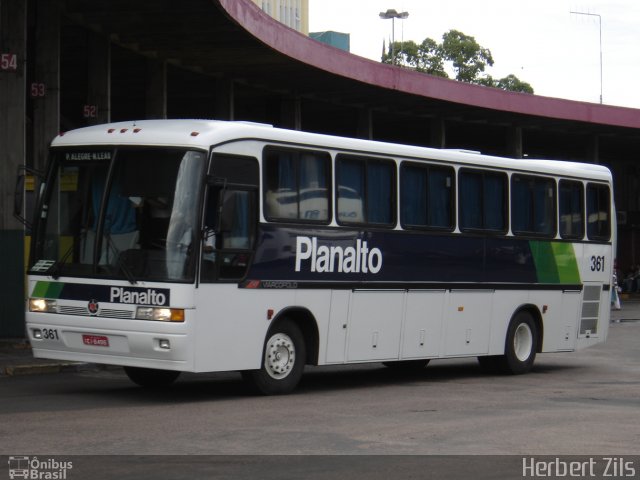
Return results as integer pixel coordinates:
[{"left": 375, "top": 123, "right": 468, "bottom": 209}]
[{"left": 29, "top": 147, "right": 206, "bottom": 283}]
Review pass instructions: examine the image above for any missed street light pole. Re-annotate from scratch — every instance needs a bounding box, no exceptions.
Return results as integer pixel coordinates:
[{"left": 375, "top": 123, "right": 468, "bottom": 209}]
[
  {"left": 379, "top": 9, "right": 409, "bottom": 65},
  {"left": 570, "top": 11, "right": 603, "bottom": 104}
]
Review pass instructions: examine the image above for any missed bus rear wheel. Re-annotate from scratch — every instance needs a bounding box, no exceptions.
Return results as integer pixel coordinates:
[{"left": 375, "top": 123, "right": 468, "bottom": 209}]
[
  {"left": 123, "top": 366, "right": 181, "bottom": 388},
  {"left": 480, "top": 311, "right": 538, "bottom": 375},
  {"left": 242, "top": 319, "right": 306, "bottom": 395}
]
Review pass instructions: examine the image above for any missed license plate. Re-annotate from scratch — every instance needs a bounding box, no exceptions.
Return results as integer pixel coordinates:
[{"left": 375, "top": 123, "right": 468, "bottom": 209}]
[{"left": 82, "top": 334, "right": 109, "bottom": 347}]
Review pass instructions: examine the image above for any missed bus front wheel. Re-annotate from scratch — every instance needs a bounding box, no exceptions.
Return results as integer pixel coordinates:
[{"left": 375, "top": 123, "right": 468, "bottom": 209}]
[
  {"left": 123, "top": 366, "right": 181, "bottom": 388},
  {"left": 242, "top": 319, "right": 306, "bottom": 395}
]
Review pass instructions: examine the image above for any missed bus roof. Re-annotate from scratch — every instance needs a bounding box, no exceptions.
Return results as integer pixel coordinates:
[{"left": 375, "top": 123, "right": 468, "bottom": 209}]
[{"left": 51, "top": 119, "right": 612, "bottom": 182}]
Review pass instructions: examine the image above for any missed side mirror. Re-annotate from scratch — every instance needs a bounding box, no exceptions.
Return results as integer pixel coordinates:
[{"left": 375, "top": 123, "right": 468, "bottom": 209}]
[
  {"left": 14, "top": 166, "right": 44, "bottom": 230},
  {"left": 13, "top": 173, "right": 25, "bottom": 221},
  {"left": 14, "top": 167, "right": 35, "bottom": 229}
]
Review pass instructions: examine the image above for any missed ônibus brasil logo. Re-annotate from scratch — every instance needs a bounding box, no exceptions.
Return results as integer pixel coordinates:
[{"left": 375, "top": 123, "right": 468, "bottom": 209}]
[
  {"left": 295, "top": 236, "right": 383, "bottom": 274},
  {"left": 7, "top": 456, "right": 73, "bottom": 479}
]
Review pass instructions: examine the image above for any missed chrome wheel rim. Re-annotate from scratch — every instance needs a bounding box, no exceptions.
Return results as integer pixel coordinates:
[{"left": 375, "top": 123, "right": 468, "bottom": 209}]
[
  {"left": 264, "top": 332, "right": 295, "bottom": 380},
  {"left": 513, "top": 323, "right": 533, "bottom": 362}
]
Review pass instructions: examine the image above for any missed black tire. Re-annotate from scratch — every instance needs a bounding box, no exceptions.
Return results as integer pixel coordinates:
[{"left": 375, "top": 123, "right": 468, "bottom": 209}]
[
  {"left": 493, "top": 311, "right": 538, "bottom": 374},
  {"left": 123, "top": 366, "right": 180, "bottom": 388},
  {"left": 242, "top": 319, "right": 306, "bottom": 395},
  {"left": 382, "top": 359, "right": 430, "bottom": 371}
]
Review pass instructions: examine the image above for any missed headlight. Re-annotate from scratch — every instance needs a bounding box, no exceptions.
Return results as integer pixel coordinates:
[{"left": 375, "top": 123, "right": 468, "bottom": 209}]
[
  {"left": 29, "top": 298, "right": 57, "bottom": 313},
  {"left": 136, "top": 307, "right": 184, "bottom": 322}
]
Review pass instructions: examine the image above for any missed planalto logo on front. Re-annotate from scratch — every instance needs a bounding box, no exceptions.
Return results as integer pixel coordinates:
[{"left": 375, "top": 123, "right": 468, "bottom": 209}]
[
  {"left": 295, "top": 236, "right": 383, "bottom": 274},
  {"left": 110, "top": 287, "right": 168, "bottom": 306}
]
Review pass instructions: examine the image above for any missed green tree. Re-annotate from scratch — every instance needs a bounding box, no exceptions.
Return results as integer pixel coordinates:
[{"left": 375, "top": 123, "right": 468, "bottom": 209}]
[
  {"left": 382, "top": 38, "right": 448, "bottom": 77},
  {"left": 441, "top": 29, "right": 493, "bottom": 83},
  {"left": 493, "top": 74, "right": 534, "bottom": 94},
  {"left": 381, "top": 29, "right": 534, "bottom": 93}
]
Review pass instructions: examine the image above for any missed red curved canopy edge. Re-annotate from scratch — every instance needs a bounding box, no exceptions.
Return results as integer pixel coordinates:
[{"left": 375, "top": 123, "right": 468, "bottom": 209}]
[{"left": 217, "top": 0, "right": 640, "bottom": 130}]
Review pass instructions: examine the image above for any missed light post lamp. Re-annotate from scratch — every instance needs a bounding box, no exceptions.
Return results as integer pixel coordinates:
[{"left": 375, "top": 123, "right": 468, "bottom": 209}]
[
  {"left": 379, "top": 9, "right": 409, "bottom": 65},
  {"left": 570, "top": 11, "right": 603, "bottom": 104}
]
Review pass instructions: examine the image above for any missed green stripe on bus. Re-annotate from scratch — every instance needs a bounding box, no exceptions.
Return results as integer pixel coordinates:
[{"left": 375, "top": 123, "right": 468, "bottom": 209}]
[
  {"left": 529, "top": 241, "right": 580, "bottom": 285},
  {"left": 550, "top": 242, "right": 581, "bottom": 284},
  {"left": 32, "top": 281, "right": 49, "bottom": 297},
  {"left": 32, "top": 281, "right": 64, "bottom": 298},
  {"left": 530, "top": 241, "right": 559, "bottom": 283}
]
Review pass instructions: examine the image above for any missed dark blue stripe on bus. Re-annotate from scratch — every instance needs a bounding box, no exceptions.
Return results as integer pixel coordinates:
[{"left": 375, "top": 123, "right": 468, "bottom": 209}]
[{"left": 244, "top": 224, "right": 569, "bottom": 286}]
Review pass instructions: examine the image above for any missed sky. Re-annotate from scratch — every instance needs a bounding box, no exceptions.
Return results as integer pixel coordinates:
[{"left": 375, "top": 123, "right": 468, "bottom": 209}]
[{"left": 308, "top": 0, "right": 640, "bottom": 109}]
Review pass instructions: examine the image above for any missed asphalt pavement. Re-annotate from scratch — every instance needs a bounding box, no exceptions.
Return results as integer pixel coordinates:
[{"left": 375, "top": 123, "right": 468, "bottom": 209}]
[{"left": 2, "top": 299, "right": 639, "bottom": 376}]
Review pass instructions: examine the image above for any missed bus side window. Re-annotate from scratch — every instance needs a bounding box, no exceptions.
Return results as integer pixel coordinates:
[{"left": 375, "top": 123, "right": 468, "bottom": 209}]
[
  {"left": 263, "top": 147, "right": 331, "bottom": 224},
  {"left": 219, "top": 190, "right": 253, "bottom": 250},
  {"left": 336, "top": 155, "right": 396, "bottom": 227},
  {"left": 400, "top": 162, "right": 454, "bottom": 230},
  {"left": 458, "top": 169, "right": 507, "bottom": 233},
  {"left": 511, "top": 174, "right": 556, "bottom": 237},
  {"left": 586, "top": 183, "right": 611, "bottom": 241},
  {"left": 559, "top": 180, "right": 584, "bottom": 239}
]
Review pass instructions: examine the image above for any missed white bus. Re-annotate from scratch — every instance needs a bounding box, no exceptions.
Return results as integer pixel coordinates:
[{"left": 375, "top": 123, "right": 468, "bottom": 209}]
[{"left": 22, "top": 120, "right": 614, "bottom": 394}]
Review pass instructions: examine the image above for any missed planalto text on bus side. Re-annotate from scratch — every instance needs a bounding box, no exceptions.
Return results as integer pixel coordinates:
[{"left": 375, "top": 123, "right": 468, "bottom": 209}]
[{"left": 295, "top": 236, "right": 383, "bottom": 274}]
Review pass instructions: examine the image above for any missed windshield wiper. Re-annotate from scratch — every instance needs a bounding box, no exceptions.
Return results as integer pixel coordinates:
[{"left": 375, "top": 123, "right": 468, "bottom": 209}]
[
  {"left": 104, "top": 233, "right": 137, "bottom": 285},
  {"left": 49, "top": 244, "right": 75, "bottom": 279},
  {"left": 116, "top": 254, "right": 137, "bottom": 285}
]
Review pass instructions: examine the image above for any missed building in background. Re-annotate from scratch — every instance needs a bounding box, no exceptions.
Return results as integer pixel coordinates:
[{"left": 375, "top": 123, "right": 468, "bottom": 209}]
[
  {"left": 310, "top": 31, "right": 350, "bottom": 52},
  {"left": 251, "top": 0, "right": 309, "bottom": 34}
]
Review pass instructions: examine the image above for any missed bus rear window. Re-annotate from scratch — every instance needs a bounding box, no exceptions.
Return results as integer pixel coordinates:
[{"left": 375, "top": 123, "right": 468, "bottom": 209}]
[
  {"left": 587, "top": 183, "right": 611, "bottom": 241},
  {"left": 559, "top": 180, "right": 584, "bottom": 239}
]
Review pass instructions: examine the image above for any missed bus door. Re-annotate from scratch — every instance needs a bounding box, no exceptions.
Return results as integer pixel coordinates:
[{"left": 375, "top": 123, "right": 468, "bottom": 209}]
[{"left": 200, "top": 154, "right": 258, "bottom": 283}]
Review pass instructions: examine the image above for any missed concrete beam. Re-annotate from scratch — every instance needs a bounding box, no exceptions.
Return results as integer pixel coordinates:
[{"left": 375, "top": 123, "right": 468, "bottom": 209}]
[
  {"left": 87, "top": 31, "right": 111, "bottom": 125},
  {"left": 430, "top": 117, "right": 446, "bottom": 148},
  {"left": 588, "top": 134, "right": 600, "bottom": 164},
  {"left": 145, "top": 58, "right": 166, "bottom": 119},
  {"left": 0, "top": 0, "right": 27, "bottom": 230},
  {"left": 0, "top": 0, "right": 27, "bottom": 337},
  {"left": 32, "top": 0, "right": 60, "bottom": 172},
  {"left": 508, "top": 125, "right": 523, "bottom": 159},
  {"left": 279, "top": 95, "right": 301, "bottom": 131},
  {"left": 214, "top": 78, "right": 234, "bottom": 120},
  {"left": 357, "top": 108, "right": 372, "bottom": 140}
]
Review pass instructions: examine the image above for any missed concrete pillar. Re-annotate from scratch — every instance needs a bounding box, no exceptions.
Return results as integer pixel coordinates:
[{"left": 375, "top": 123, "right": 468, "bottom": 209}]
[
  {"left": 587, "top": 134, "right": 600, "bottom": 164},
  {"left": 356, "top": 108, "right": 372, "bottom": 140},
  {"left": 430, "top": 117, "right": 446, "bottom": 148},
  {"left": 0, "top": 0, "right": 27, "bottom": 228},
  {"left": 145, "top": 58, "right": 166, "bottom": 119},
  {"left": 32, "top": 0, "right": 60, "bottom": 173},
  {"left": 507, "top": 125, "right": 523, "bottom": 159},
  {"left": 280, "top": 95, "right": 301, "bottom": 130},
  {"left": 87, "top": 31, "right": 110, "bottom": 125},
  {"left": 0, "top": 0, "right": 27, "bottom": 337},
  {"left": 214, "top": 78, "right": 234, "bottom": 120}
]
